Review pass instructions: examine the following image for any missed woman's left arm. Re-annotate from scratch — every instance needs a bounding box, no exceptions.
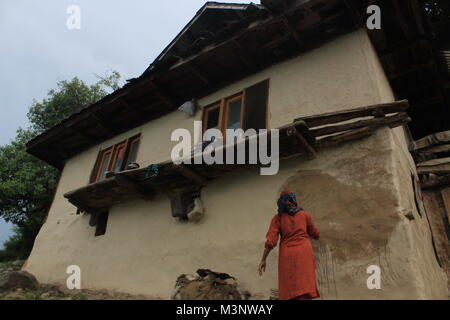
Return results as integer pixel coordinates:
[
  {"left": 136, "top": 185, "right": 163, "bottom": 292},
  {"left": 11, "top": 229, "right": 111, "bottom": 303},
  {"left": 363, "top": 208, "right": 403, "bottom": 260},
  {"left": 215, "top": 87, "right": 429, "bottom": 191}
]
[{"left": 306, "top": 213, "right": 320, "bottom": 240}]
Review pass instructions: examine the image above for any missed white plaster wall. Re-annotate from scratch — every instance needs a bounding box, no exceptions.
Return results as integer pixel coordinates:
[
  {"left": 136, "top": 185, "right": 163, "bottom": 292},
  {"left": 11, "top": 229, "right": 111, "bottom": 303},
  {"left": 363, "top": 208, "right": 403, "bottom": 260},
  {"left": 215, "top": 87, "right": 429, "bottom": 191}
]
[{"left": 24, "top": 29, "right": 448, "bottom": 299}]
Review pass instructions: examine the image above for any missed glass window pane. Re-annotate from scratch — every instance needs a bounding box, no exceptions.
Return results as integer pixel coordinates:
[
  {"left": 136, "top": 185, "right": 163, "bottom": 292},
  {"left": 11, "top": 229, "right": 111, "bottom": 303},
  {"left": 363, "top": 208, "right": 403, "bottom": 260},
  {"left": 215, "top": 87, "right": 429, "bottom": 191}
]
[
  {"left": 226, "top": 98, "right": 242, "bottom": 130},
  {"left": 205, "top": 107, "right": 220, "bottom": 130},
  {"left": 98, "top": 152, "right": 111, "bottom": 181},
  {"left": 126, "top": 140, "right": 140, "bottom": 167},
  {"left": 112, "top": 144, "right": 126, "bottom": 172}
]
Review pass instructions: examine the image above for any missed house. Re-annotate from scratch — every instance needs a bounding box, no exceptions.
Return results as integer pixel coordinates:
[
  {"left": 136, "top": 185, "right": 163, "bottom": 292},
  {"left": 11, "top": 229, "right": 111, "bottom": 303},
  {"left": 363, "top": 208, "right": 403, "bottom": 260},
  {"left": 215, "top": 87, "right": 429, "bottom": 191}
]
[{"left": 24, "top": 0, "right": 449, "bottom": 299}]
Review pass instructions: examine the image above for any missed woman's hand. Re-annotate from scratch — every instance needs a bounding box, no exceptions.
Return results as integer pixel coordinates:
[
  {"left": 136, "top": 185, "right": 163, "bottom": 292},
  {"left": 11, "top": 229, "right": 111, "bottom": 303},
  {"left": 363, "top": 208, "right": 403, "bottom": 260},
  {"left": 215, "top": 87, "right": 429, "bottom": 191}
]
[{"left": 258, "top": 260, "right": 266, "bottom": 276}]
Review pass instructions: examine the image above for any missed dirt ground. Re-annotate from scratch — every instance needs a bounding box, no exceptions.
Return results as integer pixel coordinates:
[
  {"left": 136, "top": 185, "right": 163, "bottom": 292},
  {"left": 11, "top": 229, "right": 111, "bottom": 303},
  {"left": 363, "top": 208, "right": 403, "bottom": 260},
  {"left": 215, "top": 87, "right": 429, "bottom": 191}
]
[{"left": 0, "top": 261, "right": 155, "bottom": 300}]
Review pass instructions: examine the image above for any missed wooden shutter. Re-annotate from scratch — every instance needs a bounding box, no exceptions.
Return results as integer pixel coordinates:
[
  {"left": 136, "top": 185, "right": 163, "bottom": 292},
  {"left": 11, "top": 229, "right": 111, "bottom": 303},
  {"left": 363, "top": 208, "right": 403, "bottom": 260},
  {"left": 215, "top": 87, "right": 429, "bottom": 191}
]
[{"left": 243, "top": 79, "right": 269, "bottom": 131}]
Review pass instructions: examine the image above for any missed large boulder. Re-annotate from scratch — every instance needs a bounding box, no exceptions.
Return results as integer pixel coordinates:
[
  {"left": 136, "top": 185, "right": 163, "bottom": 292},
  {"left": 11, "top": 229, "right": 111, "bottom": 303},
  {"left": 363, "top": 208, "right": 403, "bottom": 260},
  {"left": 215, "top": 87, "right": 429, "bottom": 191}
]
[{"left": 0, "top": 270, "right": 39, "bottom": 291}]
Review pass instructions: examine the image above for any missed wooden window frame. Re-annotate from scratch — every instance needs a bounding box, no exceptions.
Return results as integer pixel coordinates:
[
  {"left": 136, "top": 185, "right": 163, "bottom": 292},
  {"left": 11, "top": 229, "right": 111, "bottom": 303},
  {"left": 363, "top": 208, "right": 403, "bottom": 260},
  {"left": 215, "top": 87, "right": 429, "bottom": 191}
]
[
  {"left": 202, "top": 92, "right": 245, "bottom": 139},
  {"left": 90, "top": 134, "right": 141, "bottom": 183},
  {"left": 93, "top": 146, "right": 113, "bottom": 183},
  {"left": 124, "top": 135, "right": 141, "bottom": 168},
  {"left": 202, "top": 103, "right": 222, "bottom": 133},
  {"left": 109, "top": 140, "right": 127, "bottom": 174},
  {"left": 223, "top": 93, "right": 245, "bottom": 134}
]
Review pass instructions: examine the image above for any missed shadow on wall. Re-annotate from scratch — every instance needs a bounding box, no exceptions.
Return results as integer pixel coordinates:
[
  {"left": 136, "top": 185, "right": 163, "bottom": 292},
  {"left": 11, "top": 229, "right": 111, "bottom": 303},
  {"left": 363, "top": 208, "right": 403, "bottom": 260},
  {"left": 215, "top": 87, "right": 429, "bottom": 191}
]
[{"left": 279, "top": 168, "right": 400, "bottom": 299}]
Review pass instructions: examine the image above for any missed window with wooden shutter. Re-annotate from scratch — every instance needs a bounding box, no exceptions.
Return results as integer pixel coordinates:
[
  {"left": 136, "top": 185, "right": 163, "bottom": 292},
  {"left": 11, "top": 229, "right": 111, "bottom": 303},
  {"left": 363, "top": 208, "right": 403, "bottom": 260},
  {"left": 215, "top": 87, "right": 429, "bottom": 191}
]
[
  {"left": 201, "top": 79, "right": 269, "bottom": 136},
  {"left": 242, "top": 79, "right": 269, "bottom": 131},
  {"left": 90, "top": 134, "right": 141, "bottom": 183}
]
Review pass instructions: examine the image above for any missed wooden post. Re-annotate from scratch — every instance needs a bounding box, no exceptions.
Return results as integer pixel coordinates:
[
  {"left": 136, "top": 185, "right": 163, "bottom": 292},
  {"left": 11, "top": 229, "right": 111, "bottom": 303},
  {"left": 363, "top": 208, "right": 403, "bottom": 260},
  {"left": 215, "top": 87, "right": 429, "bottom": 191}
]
[
  {"left": 67, "top": 197, "right": 98, "bottom": 215},
  {"left": 115, "top": 175, "right": 155, "bottom": 200},
  {"left": 286, "top": 125, "right": 317, "bottom": 160},
  {"left": 172, "top": 164, "right": 208, "bottom": 187},
  {"left": 315, "top": 126, "right": 374, "bottom": 149},
  {"left": 309, "top": 113, "right": 410, "bottom": 137}
]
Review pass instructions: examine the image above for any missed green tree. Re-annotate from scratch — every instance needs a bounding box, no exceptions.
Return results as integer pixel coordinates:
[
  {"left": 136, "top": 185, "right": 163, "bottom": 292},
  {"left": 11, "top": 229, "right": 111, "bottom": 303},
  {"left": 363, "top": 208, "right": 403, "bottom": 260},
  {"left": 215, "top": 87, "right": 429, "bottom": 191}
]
[{"left": 0, "top": 71, "right": 121, "bottom": 261}]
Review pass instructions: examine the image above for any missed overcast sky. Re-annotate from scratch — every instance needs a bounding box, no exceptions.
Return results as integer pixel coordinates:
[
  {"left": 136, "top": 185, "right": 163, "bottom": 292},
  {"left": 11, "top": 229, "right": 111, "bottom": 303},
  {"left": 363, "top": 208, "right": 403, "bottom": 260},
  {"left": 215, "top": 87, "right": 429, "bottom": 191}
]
[{"left": 0, "top": 0, "right": 253, "bottom": 249}]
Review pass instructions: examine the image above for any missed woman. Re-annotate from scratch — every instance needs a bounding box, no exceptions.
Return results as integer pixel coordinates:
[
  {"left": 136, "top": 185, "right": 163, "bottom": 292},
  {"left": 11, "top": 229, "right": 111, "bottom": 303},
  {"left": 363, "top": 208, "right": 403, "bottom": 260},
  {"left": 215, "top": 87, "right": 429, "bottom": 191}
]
[{"left": 258, "top": 190, "right": 320, "bottom": 300}]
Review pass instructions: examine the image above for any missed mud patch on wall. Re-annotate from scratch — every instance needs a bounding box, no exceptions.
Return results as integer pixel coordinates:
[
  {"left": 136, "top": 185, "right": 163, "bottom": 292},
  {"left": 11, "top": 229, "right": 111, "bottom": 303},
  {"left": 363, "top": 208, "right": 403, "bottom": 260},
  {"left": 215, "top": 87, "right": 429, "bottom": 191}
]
[{"left": 280, "top": 169, "right": 400, "bottom": 263}]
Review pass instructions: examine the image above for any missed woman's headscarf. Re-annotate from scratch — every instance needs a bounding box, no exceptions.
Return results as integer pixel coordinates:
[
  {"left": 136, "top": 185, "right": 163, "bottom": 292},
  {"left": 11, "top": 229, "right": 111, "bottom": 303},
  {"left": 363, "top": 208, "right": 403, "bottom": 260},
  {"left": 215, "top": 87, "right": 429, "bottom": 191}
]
[{"left": 277, "top": 190, "right": 303, "bottom": 216}]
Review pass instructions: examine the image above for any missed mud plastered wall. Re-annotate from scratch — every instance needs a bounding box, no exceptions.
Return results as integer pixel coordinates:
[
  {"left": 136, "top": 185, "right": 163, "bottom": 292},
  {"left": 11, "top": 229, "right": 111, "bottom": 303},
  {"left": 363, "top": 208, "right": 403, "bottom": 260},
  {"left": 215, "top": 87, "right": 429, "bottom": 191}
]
[
  {"left": 24, "top": 128, "right": 448, "bottom": 299},
  {"left": 280, "top": 129, "right": 447, "bottom": 299}
]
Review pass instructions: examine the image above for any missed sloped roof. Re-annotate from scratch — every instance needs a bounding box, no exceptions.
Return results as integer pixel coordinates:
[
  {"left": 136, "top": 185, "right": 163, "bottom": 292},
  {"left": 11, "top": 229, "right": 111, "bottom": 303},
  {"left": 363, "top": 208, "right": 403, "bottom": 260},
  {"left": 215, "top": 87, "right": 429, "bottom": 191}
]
[
  {"left": 26, "top": 0, "right": 447, "bottom": 168},
  {"left": 151, "top": 2, "right": 260, "bottom": 67}
]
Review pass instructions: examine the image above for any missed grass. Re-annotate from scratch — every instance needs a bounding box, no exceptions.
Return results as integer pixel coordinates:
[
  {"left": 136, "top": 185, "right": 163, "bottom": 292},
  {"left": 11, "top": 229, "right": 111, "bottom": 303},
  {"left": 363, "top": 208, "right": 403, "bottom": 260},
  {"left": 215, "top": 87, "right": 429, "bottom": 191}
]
[
  {"left": 71, "top": 293, "right": 88, "bottom": 300},
  {"left": 23, "top": 288, "right": 45, "bottom": 300}
]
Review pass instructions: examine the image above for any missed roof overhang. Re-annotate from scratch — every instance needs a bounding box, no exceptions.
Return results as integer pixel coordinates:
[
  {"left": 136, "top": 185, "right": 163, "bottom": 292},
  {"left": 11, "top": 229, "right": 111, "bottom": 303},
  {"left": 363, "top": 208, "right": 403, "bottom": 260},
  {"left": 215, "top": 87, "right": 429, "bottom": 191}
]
[{"left": 26, "top": 0, "right": 449, "bottom": 169}]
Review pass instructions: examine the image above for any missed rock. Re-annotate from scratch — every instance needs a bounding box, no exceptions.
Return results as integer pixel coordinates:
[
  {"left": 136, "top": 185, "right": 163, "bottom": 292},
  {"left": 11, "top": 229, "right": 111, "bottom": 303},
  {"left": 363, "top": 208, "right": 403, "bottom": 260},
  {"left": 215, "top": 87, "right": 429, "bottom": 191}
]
[
  {"left": 172, "top": 270, "right": 250, "bottom": 300},
  {"left": 40, "top": 292, "right": 52, "bottom": 300},
  {"left": 10, "top": 260, "right": 24, "bottom": 269},
  {"left": 0, "top": 270, "right": 39, "bottom": 291}
]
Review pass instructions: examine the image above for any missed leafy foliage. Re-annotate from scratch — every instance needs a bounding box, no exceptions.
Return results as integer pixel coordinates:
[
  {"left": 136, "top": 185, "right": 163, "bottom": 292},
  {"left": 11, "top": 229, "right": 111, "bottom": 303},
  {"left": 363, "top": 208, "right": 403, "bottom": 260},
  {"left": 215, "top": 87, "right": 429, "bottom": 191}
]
[
  {"left": 0, "top": 71, "right": 121, "bottom": 261},
  {"left": 28, "top": 70, "right": 120, "bottom": 134}
]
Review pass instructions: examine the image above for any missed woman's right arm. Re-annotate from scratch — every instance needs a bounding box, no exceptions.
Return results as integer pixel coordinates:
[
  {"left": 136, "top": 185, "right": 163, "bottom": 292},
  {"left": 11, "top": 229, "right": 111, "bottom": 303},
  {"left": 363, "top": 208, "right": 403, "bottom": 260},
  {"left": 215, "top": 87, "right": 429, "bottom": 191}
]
[
  {"left": 258, "top": 247, "right": 272, "bottom": 276},
  {"left": 259, "top": 215, "right": 280, "bottom": 276}
]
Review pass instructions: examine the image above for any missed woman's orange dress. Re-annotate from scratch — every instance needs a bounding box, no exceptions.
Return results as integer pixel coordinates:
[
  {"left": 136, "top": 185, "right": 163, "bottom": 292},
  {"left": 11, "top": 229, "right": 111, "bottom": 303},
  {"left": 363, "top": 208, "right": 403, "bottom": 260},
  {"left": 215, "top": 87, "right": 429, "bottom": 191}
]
[{"left": 265, "top": 210, "right": 320, "bottom": 300}]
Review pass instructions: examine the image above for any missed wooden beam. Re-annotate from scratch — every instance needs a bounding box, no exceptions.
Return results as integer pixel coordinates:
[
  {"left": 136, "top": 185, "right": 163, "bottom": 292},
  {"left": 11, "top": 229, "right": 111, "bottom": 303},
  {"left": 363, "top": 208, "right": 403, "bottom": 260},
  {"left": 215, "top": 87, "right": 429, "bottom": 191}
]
[
  {"left": 68, "top": 126, "right": 94, "bottom": 144},
  {"left": 172, "top": 164, "right": 208, "bottom": 187},
  {"left": 301, "top": 10, "right": 348, "bottom": 31},
  {"left": 414, "top": 144, "right": 450, "bottom": 155},
  {"left": 379, "top": 38, "right": 429, "bottom": 60},
  {"left": 392, "top": 0, "right": 415, "bottom": 40},
  {"left": 120, "top": 98, "right": 140, "bottom": 115},
  {"left": 417, "top": 158, "right": 450, "bottom": 175},
  {"left": 114, "top": 175, "right": 155, "bottom": 201},
  {"left": 66, "top": 197, "right": 98, "bottom": 215},
  {"left": 315, "top": 126, "right": 375, "bottom": 149},
  {"left": 286, "top": 125, "right": 317, "bottom": 159},
  {"left": 281, "top": 16, "right": 304, "bottom": 47},
  {"left": 295, "top": 100, "right": 409, "bottom": 127},
  {"left": 147, "top": 80, "right": 177, "bottom": 109},
  {"left": 372, "top": 108, "right": 385, "bottom": 118},
  {"left": 189, "top": 63, "right": 212, "bottom": 87},
  {"left": 387, "top": 61, "right": 435, "bottom": 80},
  {"left": 232, "top": 40, "right": 257, "bottom": 71},
  {"left": 413, "top": 130, "right": 450, "bottom": 151},
  {"left": 418, "top": 166, "right": 450, "bottom": 175},
  {"left": 40, "top": 147, "right": 69, "bottom": 160},
  {"left": 418, "top": 157, "right": 450, "bottom": 167},
  {"left": 309, "top": 113, "right": 410, "bottom": 137},
  {"left": 293, "top": 119, "right": 316, "bottom": 145},
  {"left": 262, "top": 32, "right": 292, "bottom": 50},
  {"left": 90, "top": 112, "right": 114, "bottom": 136},
  {"left": 422, "top": 174, "right": 450, "bottom": 190},
  {"left": 343, "top": 0, "right": 362, "bottom": 26}
]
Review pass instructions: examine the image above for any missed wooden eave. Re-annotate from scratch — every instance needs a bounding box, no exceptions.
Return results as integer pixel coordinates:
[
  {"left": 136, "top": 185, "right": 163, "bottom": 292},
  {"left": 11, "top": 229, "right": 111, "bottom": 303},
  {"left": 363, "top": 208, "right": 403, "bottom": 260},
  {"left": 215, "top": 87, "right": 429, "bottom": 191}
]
[
  {"left": 64, "top": 100, "right": 410, "bottom": 214},
  {"left": 26, "top": 0, "right": 368, "bottom": 169},
  {"left": 411, "top": 130, "right": 450, "bottom": 190},
  {"left": 27, "top": 0, "right": 448, "bottom": 169}
]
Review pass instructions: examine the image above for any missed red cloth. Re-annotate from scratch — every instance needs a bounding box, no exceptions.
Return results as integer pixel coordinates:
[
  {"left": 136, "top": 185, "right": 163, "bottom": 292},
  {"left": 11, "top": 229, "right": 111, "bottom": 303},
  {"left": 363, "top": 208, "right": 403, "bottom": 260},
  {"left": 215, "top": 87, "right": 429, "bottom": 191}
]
[{"left": 265, "top": 211, "right": 320, "bottom": 300}]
